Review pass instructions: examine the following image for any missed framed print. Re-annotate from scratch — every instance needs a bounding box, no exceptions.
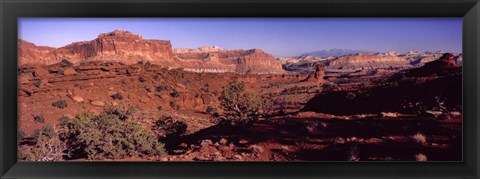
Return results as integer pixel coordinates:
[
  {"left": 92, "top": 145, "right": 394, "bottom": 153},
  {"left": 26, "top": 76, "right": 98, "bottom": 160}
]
[{"left": 1, "top": 0, "right": 480, "bottom": 178}]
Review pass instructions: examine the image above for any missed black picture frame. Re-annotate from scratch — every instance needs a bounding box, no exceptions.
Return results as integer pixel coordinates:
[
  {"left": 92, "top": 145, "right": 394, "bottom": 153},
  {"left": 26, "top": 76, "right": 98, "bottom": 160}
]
[{"left": 1, "top": 0, "right": 479, "bottom": 178}]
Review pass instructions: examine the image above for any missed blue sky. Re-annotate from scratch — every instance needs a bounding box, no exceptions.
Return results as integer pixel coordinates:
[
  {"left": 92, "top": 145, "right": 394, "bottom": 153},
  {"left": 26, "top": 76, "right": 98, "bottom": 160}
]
[{"left": 18, "top": 18, "right": 462, "bottom": 57}]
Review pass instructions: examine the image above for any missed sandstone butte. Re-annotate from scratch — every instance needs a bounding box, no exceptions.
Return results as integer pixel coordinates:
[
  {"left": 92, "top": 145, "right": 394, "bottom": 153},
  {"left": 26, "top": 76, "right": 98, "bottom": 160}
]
[{"left": 18, "top": 30, "right": 285, "bottom": 75}]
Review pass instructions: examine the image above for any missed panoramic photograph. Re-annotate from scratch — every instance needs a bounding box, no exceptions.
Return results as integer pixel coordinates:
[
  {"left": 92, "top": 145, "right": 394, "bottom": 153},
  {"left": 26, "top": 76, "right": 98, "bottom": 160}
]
[{"left": 17, "top": 18, "right": 462, "bottom": 161}]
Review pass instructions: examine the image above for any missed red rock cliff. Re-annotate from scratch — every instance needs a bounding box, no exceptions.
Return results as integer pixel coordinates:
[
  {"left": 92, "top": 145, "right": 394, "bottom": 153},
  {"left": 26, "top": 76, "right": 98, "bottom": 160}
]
[{"left": 19, "top": 30, "right": 178, "bottom": 66}]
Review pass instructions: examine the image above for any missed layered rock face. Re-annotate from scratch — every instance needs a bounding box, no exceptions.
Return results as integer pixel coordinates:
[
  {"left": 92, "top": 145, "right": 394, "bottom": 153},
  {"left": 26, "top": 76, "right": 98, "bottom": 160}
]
[
  {"left": 326, "top": 52, "right": 412, "bottom": 72},
  {"left": 175, "top": 47, "right": 285, "bottom": 74},
  {"left": 18, "top": 40, "right": 56, "bottom": 66},
  {"left": 19, "top": 30, "right": 285, "bottom": 74},
  {"left": 19, "top": 30, "right": 178, "bottom": 66}
]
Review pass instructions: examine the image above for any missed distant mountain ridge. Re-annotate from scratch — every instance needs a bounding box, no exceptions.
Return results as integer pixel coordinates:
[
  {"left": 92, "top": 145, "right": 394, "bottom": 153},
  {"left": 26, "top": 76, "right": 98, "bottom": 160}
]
[{"left": 300, "top": 48, "right": 375, "bottom": 58}]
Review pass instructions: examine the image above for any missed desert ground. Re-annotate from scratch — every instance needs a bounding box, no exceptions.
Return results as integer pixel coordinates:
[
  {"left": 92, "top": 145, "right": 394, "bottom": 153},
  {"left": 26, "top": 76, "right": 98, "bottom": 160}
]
[{"left": 17, "top": 30, "right": 462, "bottom": 161}]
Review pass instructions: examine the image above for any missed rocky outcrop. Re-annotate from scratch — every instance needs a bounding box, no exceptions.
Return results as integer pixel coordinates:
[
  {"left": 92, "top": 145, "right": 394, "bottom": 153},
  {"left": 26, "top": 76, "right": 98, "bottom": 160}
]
[
  {"left": 326, "top": 52, "right": 412, "bottom": 72},
  {"left": 176, "top": 47, "right": 285, "bottom": 74},
  {"left": 305, "top": 63, "right": 325, "bottom": 82},
  {"left": 18, "top": 39, "right": 56, "bottom": 66},
  {"left": 19, "top": 31, "right": 285, "bottom": 74},
  {"left": 19, "top": 30, "right": 178, "bottom": 66}
]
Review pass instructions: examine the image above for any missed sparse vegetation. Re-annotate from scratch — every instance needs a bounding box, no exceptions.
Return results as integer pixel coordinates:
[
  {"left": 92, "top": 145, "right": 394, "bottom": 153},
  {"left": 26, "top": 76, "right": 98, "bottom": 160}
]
[
  {"left": 19, "top": 135, "right": 65, "bottom": 161},
  {"left": 152, "top": 116, "right": 187, "bottom": 138},
  {"left": 170, "top": 101, "right": 180, "bottom": 110},
  {"left": 170, "top": 90, "right": 180, "bottom": 98},
  {"left": 206, "top": 106, "right": 218, "bottom": 117},
  {"left": 58, "top": 106, "right": 165, "bottom": 160},
  {"left": 34, "top": 114, "right": 45, "bottom": 123},
  {"left": 33, "top": 80, "right": 42, "bottom": 87},
  {"left": 102, "top": 105, "right": 137, "bottom": 121},
  {"left": 52, "top": 99, "right": 68, "bottom": 109},
  {"left": 111, "top": 92, "right": 124, "bottom": 100},
  {"left": 219, "top": 81, "right": 262, "bottom": 124},
  {"left": 56, "top": 70, "right": 64, "bottom": 75},
  {"left": 60, "top": 59, "right": 74, "bottom": 67},
  {"left": 34, "top": 124, "right": 57, "bottom": 139},
  {"left": 18, "top": 131, "right": 26, "bottom": 140},
  {"left": 156, "top": 85, "right": 167, "bottom": 92}
]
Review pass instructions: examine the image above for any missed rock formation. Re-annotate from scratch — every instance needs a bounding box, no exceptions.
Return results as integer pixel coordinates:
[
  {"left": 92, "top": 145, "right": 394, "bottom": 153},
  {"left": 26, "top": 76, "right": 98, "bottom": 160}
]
[
  {"left": 175, "top": 47, "right": 285, "bottom": 74},
  {"left": 304, "top": 63, "right": 325, "bottom": 82},
  {"left": 19, "top": 30, "right": 285, "bottom": 74},
  {"left": 19, "top": 30, "right": 178, "bottom": 66},
  {"left": 326, "top": 52, "right": 412, "bottom": 72}
]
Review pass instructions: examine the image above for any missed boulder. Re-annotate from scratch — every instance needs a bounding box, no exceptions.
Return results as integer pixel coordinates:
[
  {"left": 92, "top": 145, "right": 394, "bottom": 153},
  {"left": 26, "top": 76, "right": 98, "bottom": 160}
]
[
  {"left": 63, "top": 68, "right": 77, "bottom": 75},
  {"left": 72, "top": 96, "right": 84, "bottom": 103},
  {"left": 90, "top": 100, "right": 105, "bottom": 107}
]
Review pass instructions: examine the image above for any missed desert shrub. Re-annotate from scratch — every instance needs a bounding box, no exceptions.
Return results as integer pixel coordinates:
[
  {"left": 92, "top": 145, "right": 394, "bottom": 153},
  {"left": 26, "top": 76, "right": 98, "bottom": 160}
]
[
  {"left": 170, "top": 90, "right": 180, "bottom": 98},
  {"left": 34, "top": 114, "right": 45, "bottom": 123},
  {"left": 219, "top": 81, "right": 262, "bottom": 124},
  {"left": 322, "top": 82, "right": 337, "bottom": 92},
  {"left": 56, "top": 70, "right": 64, "bottom": 75},
  {"left": 33, "top": 80, "right": 42, "bottom": 88},
  {"left": 58, "top": 107, "right": 165, "bottom": 160},
  {"left": 170, "top": 101, "right": 180, "bottom": 110},
  {"left": 201, "top": 87, "right": 209, "bottom": 93},
  {"left": 60, "top": 59, "right": 74, "bottom": 67},
  {"left": 206, "top": 106, "right": 218, "bottom": 117},
  {"left": 34, "top": 124, "right": 58, "bottom": 139},
  {"left": 156, "top": 85, "right": 167, "bottom": 92},
  {"left": 345, "top": 92, "right": 357, "bottom": 100},
  {"left": 19, "top": 135, "right": 65, "bottom": 161},
  {"left": 52, "top": 99, "right": 68, "bottom": 109},
  {"left": 102, "top": 105, "right": 136, "bottom": 121},
  {"left": 111, "top": 92, "right": 124, "bottom": 100},
  {"left": 152, "top": 116, "right": 187, "bottom": 138},
  {"left": 58, "top": 115, "right": 70, "bottom": 125},
  {"left": 138, "top": 77, "right": 146, "bottom": 82},
  {"left": 18, "top": 130, "right": 27, "bottom": 140},
  {"left": 157, "top": 106, "right": 163, "bottom": 111}
]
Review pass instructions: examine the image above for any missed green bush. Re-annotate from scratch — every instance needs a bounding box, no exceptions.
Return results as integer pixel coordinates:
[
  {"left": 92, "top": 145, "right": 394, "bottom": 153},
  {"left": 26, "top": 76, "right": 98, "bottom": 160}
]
[
  {"left": 219, "top": 81, "right": 261, "bottom": 123},
  {"left": 52, "top": 99, "right": 68, "bottom": 109},
  {"left": 58, "top": 106, "right": 165, "bottom": 160}
]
